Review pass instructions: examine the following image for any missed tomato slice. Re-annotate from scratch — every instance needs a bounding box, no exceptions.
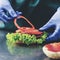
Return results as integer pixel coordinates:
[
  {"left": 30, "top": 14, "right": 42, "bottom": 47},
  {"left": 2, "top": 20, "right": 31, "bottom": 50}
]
[
  {"left": 16, "top": 27, "right": 43, "bottom": 35},
  {"left": 46, "top": 42, "right": 60, "bottom": 52}
]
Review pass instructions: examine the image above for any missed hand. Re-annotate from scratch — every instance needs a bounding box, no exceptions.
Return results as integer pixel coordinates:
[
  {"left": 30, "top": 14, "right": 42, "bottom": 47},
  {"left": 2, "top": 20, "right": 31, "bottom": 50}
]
[
  {"left": 0, "top": 0, "right": 22, "bottom": 22},
  {"left": 39, "top": 7, "right": 60, "bottom": 42}
]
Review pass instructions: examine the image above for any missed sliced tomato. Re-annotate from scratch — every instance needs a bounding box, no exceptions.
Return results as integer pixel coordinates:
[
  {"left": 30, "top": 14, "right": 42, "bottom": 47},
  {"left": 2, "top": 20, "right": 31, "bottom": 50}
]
[
  {"left": 46, "top": 42, "right": 60, "bottom": 52},
  {"left": 16, "top": 27, "right": 43, "bottom": 35}
]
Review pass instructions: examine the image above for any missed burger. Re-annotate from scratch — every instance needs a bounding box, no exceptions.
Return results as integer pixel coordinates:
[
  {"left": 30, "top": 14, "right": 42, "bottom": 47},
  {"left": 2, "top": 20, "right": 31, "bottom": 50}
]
[{"left": 6, "top": 16, "right": 48, "bottom": 46}]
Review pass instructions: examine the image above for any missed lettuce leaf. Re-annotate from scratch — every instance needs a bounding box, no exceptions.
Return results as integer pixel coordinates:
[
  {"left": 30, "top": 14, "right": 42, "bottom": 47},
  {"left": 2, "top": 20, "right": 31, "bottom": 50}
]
[{"left": 6, "top": 32, "right": 48, "bottom": 45}]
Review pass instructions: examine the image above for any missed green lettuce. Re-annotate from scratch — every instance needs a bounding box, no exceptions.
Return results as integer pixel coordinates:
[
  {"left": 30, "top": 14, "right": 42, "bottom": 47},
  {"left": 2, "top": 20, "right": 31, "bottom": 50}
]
[{"left": 6, "top": 32, "right": 48, "bottom": 45}]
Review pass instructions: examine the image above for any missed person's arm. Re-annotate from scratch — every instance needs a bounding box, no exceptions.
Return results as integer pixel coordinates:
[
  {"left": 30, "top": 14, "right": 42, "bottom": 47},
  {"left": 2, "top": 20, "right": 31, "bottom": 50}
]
[{"left": 39, "top": 7, "right": 60, "bottom": 42}]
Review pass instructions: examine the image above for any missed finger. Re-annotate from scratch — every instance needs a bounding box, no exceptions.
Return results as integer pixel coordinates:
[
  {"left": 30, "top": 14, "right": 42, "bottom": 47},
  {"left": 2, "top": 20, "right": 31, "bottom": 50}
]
[
  {"left": 39, "top": 20, "right": 53, "bottom": 31},
  {"left": 0, "top": 9, "right": 7, "bottom": 22},
  {"left": 0, "top": 11, "right": 11, "bottom": 22},
  {"left": 1, "top": 12, "right": 11, "bottom": 19},
  {"left": 0, "top": 9, "right": 3, "bottom": 12},
  {"left": 16, "top": 11, "right": 22, "bottom": 15},
  {"left": 46, "top": 26, "right": 59, "bottom": 41},
  {"left": 4, "top": 6, "right": 17, "bottom": 18},
  {"left": 0, "top": 17, "right": 7, "bottom": 22}
]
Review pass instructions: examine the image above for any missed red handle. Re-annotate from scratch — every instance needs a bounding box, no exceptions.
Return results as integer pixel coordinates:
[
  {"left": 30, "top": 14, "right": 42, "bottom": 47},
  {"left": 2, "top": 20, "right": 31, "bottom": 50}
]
[{"left": 14, "top": 16, "right": 35, "bottom": 29}]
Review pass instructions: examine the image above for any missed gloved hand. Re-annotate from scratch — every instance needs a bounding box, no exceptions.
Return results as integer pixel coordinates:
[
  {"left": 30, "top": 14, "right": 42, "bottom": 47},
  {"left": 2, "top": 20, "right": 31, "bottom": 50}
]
[
  {"left": 39, "top": 7, "right": 60, "bottom": 42},
  {"left": 0, "top": 0, "right": 22, "bottom": 22}
]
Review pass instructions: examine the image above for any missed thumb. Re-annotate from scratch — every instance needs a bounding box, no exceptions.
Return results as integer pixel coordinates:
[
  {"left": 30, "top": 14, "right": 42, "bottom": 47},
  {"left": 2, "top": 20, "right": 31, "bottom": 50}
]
[{"left": 39, "top": 20, "right": 53, "bottom": 31}]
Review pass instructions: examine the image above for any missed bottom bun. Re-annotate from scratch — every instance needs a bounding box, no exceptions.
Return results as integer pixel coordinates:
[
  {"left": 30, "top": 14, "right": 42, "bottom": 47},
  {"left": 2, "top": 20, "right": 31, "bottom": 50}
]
[{"left": 43, "top": 43, "right": 60, "bottom": 59}]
